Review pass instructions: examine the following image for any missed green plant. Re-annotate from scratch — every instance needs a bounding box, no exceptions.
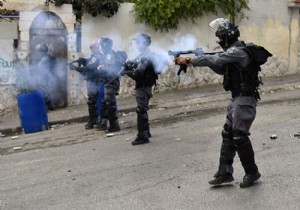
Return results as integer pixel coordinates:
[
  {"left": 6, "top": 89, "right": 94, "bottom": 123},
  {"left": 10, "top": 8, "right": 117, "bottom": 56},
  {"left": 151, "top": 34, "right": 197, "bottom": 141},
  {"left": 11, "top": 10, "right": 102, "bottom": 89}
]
[
  {"left": 217, "top": 0, "right": 250, "bottom": 23},
  {"left": 0, "top": 0, "right": 6, "bottom": 8},
  {"left": 45, "top": 0, "right": 123, "bottom": 18},
  {"left": 126, "top": 0, "right": 250, "bottom": 31}
]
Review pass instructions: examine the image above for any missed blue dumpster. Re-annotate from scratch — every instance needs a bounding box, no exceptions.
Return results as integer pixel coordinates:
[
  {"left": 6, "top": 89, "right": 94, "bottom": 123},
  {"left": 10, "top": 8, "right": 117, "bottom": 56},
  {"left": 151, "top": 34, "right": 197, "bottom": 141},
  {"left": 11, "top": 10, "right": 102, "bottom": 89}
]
[
  {"left": 17, "top": 91, "right": 48, "bottom": 134},
  {"left": 96, "top": 83, "right": 105, "bottom": 116}
]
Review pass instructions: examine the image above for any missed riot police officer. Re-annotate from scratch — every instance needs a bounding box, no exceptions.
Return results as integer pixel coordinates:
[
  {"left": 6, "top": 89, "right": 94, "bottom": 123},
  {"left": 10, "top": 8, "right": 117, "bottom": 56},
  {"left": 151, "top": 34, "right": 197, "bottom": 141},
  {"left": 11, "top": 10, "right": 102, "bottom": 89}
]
[
  {"left": 95, "top": 37, "right": 125, "bottom": 133},
  {"left": 69, "top": 41, "right": 102, "bottom": 129},
  {"left": 123, "top": 34, "right": 160, "bottom": 145},
  {"left": 175, "top": 18, "right": 261, "bottom": 188}
]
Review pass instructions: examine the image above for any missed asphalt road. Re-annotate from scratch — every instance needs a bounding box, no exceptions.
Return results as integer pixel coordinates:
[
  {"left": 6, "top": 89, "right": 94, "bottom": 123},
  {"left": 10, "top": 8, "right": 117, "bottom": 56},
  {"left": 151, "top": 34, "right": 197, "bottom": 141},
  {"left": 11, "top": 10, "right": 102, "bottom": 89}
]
[{"left": 1, "top": 88, "right": 300, "bottom": 210}]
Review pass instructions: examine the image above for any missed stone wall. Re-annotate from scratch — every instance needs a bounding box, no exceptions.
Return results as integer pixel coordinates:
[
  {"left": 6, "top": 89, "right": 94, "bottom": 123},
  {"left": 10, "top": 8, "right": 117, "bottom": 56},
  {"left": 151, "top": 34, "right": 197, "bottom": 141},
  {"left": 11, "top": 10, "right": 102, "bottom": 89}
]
[{"left": 0, "top": 0, "right": 298, "bottom": 115}]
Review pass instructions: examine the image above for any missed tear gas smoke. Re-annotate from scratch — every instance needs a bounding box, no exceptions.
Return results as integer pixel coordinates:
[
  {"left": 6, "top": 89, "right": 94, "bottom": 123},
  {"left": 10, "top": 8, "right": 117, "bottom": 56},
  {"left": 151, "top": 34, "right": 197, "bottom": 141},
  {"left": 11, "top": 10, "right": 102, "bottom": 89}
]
[
  {"left": 128, "top": 33, "right": 200, "bottom": 74},
  {"left": 15, "top": 31, "right": 203, "bottom": 103}
]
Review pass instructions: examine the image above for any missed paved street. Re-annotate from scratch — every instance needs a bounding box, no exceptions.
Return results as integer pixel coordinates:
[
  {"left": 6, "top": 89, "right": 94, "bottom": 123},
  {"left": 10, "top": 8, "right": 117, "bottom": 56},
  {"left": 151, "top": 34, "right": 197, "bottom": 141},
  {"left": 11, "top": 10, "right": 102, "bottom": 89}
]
[{"left": 1, "top": 78, "right": 300, "bottom": 210}]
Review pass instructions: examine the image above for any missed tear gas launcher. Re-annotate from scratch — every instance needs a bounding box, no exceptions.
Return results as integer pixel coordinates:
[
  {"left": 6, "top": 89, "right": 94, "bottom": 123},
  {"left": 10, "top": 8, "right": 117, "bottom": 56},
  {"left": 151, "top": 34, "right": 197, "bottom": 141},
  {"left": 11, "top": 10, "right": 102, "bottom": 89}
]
[
  {"left": 68, "top": 57, "right": 87, "bottom": 67},
  {"left": 168, "top": 48, "right": 220, "bottom": 76}
]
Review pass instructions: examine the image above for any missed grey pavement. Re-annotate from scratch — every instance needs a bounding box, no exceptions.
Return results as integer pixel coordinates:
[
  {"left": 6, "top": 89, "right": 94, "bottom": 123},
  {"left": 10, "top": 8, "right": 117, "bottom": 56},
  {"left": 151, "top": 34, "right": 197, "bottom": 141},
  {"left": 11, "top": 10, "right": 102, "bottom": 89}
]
[{"left": 1, "top": 74, "right": 300, "bottom": 137}]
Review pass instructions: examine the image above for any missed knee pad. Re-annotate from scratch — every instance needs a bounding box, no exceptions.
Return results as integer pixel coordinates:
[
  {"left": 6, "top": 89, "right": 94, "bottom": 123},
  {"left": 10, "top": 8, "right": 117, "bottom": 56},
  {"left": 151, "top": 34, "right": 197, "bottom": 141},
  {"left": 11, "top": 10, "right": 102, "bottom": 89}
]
[
  {"left": 101, "top": 98, "right": 110, "bottom": 106},
  {"left": 136, "top": 106, "right": 146, "bottom": 115}
]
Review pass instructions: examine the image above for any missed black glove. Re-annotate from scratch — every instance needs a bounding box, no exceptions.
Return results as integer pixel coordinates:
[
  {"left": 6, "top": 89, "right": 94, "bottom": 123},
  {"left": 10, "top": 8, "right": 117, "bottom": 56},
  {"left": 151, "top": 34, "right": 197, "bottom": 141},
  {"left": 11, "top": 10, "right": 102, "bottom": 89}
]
[
  {"left": 122, "top": 60, "right": 138, "bottom": 77},
  {"left": 124, "top": 60, "right": 138, "bottom": 71}
]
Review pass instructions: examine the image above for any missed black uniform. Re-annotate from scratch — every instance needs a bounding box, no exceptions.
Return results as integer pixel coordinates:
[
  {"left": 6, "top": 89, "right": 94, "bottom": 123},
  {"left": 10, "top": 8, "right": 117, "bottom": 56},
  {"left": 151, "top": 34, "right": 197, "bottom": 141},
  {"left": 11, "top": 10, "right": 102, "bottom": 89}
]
[
  {"left": 70, "top": 50, "right": 102, "bottom": 129},
  {"left": 95, "top": 38, "right": 127, "bottom": 133},
  {"left": 124, "top": 33, "right": 168, "bottom": 145},
  {"left": 126, "top": 48, "right": 159, "bottom": 145},
  {"left": 96, "top": 50, "right": 122, "bottom": 132},
  {"left": 182, "top": 18, "right": 263, "bottom": 187}
]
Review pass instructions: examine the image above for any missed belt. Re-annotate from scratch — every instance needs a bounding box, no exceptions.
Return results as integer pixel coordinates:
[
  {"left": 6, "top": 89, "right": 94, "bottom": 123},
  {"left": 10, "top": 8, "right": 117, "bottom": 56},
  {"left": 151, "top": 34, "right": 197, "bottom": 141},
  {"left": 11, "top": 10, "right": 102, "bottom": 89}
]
[{"left": 231, "top": 91, "right": 254, "bottom": 98}]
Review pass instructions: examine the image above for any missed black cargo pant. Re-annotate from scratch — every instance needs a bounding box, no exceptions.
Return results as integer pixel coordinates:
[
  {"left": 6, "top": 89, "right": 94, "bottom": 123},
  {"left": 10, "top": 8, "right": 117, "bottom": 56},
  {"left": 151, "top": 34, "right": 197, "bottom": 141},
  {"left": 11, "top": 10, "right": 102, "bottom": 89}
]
[
  {"left": 216, "top": 96, "right": 259, "bottom": 176},
  {"left": 86, "top": 81, "right": 100, "bottom": 124},
  {"left": 135, "top": 86, "right": 153, "bottom": 137},
  {"left": 99, "top": 78, "right": 120, "bottom": 128}
]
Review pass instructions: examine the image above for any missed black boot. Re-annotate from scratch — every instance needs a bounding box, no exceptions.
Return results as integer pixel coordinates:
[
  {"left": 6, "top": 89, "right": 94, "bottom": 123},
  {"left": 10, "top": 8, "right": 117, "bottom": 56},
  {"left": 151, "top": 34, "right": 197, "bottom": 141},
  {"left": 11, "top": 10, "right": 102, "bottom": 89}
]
[
  {"left": 235, "top": 137, "right": 260, "bottom": 188},
  {"left": 208, "top": 173, "right": 234, "bottom": 185},
  {"left": 240, "top": 172, "right": 261, "bottom": 188},
  {"left": 209, "top": 130, "right": 236, "bottom": 185},
  {"left": 146, "top": 123, "right": 152, "bottom": 138},
  {"left": 95, "top": 102, "right": 108, "bottom": 131},
  {"left": 131, "top": 131, "right": 149, "bottom": 145},
  {"left": 106, "top": 121, "right": 121, "bottom": 133},
  {"left": 86, "top": 99, "right": 98, "bottom": 130},
  {"left": 95, "top": 117, "right": 108, "bottom": 131},
  {"left": 131, "top": 113, "right": 149, "bottom": 145},
  {"left": 106, "top": 104, "right": 120, "bottom": 133},
  {"left": 85, "top": 118, "right": 97, "bottom": 129}
]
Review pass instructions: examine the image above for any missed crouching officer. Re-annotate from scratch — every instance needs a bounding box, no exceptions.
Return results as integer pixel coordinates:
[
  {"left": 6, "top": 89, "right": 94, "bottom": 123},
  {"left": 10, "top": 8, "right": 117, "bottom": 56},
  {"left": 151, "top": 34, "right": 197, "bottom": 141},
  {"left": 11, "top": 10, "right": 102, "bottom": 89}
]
[
  {"left": 175, "top": 18, "right": 262, "bottom": 188},
  {"left": 69, "top": 41, "right": 102, "bottom": 129}
]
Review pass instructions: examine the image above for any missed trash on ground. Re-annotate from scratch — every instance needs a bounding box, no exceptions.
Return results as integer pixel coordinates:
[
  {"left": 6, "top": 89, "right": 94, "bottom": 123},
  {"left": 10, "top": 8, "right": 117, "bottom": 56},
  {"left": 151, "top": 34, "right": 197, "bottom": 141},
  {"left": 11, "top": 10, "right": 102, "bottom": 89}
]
[
  {"left": 125, "top": 138, "right": 131, "bottom": 141},
  {"left": 106, "top": 133, "right": 114, "bottom": 137},
  {"left": 0, "top": 132, "right": 5, "bottom": 137},
  {"left": 290, "top": 132, "right": 300, "bottom": 139},
  {"left": 11, "top": 136, "right": 19, "bottom": 140},
  {"left": 270, "top": 134, "right": 277, "bottom": 140},
  {"left": 13, "top": 147, "right": 22, "bottom": 151}
]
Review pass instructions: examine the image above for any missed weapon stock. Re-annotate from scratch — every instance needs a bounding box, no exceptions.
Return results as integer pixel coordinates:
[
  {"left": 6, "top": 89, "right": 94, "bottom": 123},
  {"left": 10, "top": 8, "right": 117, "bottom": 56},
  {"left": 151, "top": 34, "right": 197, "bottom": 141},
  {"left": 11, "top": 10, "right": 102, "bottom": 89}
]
[{"left": 68, "top": 57, "right": 87, "bottom": 66}]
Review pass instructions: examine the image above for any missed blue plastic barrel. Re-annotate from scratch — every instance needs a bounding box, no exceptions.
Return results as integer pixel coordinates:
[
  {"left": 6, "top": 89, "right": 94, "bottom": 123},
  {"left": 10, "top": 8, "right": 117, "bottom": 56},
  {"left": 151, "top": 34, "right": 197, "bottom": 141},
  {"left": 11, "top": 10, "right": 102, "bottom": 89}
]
[
  {"left": 17, "top": 91, "right": 49, "bottom": 134},
  {"left": 96, "top": 83, "right": 105, "bottom": 116}
]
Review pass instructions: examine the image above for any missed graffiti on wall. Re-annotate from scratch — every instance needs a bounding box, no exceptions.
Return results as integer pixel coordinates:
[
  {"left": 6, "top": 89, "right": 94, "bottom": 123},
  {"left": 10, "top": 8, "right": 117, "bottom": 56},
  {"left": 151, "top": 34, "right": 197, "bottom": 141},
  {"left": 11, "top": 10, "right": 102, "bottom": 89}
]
[
  {"left": 0, "top": 40, "right": 16, "bottom": 85},
  {"left": 0, "top": 57, "right": 17, "bottom": 84}
]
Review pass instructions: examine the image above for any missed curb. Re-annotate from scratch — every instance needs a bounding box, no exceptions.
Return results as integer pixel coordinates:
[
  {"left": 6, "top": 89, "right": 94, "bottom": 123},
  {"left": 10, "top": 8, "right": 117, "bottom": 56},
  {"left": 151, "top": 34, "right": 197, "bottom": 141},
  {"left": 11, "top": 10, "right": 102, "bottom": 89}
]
[{"left": 0, "top": 107, "right": 137, "bottom": 137}]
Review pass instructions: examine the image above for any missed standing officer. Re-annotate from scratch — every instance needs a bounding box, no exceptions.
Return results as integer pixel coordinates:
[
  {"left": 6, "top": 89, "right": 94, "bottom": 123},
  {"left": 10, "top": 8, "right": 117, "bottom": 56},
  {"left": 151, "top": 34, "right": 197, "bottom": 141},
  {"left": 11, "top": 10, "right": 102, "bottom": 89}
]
[
  {"left": 123, "top": 34, "right": 161, "bottom": 145},
  {"left": 69, "top": 41, "right": 102, "bottom": 129},
  {"left": 175, "top": 18, "right": 261, "bottom": 188},
  {"left": 95, "top": 37, "right": 126, "bottom": 133}
]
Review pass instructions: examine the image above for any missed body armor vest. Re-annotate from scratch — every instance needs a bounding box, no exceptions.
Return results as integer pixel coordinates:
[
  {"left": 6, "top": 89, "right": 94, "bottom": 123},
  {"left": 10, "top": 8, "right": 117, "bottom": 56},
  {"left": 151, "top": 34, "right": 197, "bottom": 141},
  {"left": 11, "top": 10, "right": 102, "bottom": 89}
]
[
  {"left": 223, "top": 59, "right": 261, "bottom": 95},
  {"left": 135, "top": 58, "right": 158, "bottom": 89},
  {"left": 222, "top": 41, "right": 262, "bottom": 96}
]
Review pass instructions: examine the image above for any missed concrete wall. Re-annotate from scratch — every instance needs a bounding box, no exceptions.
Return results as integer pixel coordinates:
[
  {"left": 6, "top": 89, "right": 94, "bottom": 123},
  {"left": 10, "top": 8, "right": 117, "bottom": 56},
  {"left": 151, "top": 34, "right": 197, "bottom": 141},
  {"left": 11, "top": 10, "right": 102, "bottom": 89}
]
[
  {"left": 240, "top": 0, "right": 297, "bottom": 74},
  {"left": 0, "top": 22, "right": 18, "bottom": 116}
]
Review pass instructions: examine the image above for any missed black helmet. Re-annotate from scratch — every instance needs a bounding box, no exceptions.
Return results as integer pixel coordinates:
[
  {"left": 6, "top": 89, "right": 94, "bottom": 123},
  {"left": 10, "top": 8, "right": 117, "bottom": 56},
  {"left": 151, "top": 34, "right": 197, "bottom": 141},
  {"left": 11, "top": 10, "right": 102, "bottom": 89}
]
[
  {"left": 133, "top": 33, "right": 151, "bottom": 47},
  {"left": 209, "top": 18, "right": 240, "bottom": 48},
  {"left": 99, "top": 37, "right": 113, "bottom": 52}
]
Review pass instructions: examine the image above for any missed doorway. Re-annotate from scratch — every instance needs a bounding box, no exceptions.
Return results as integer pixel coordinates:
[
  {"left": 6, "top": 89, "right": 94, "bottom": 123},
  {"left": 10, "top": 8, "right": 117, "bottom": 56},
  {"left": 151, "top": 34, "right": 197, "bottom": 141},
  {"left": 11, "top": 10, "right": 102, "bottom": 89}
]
[{"left": 29, "top": 11, "right": 68, "bottom": 108}]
